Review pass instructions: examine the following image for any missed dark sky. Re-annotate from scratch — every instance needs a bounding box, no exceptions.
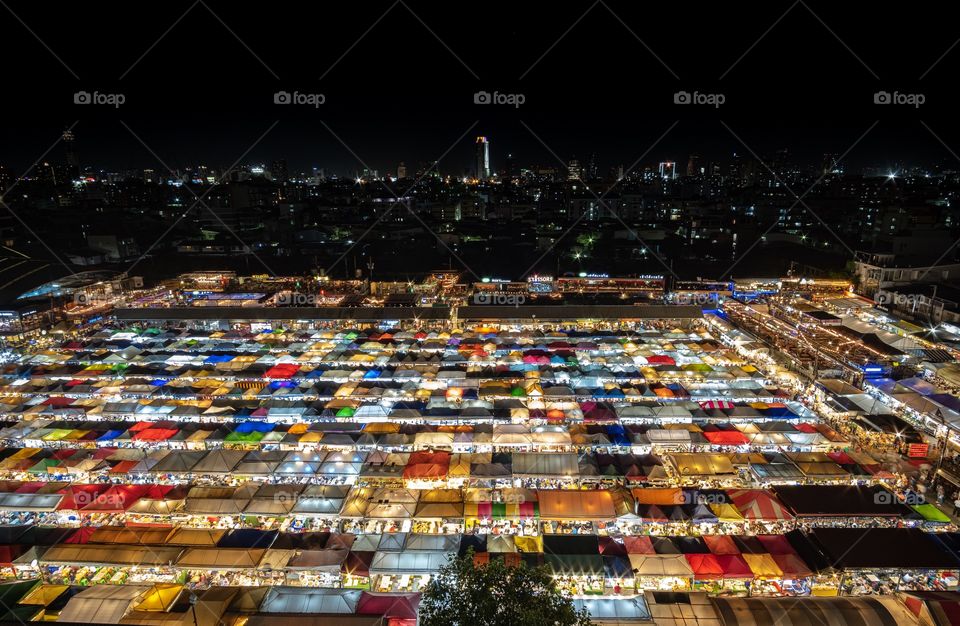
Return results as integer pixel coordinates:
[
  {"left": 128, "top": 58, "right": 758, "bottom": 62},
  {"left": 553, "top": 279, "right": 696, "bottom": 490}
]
[{"left": 2, "top": 0, "right": 958, "bottom": 175}]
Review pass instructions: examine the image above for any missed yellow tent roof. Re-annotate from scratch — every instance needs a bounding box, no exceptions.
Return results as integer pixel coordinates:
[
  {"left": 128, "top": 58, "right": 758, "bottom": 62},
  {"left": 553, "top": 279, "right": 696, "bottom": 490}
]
[
  {"left": 364, "top": 422, "right": 400, "bottom": 434},
  {"left": 514, "top": 535, "right": 543, "bottom": 553},
  {"left": 708, "top": 503, "right": 744, "bottom": 522},
  {"left": 19, "top": 584, "right": 69, "bottom": 607},
  {"left": 134, "top": 584, "right": 184, "bottom": 612},
  {"left": 742, "top": 553, "right": 783, "bottom": 578},
  {"left": 287, "top": 423, "right": 309, "bottom": 435}
]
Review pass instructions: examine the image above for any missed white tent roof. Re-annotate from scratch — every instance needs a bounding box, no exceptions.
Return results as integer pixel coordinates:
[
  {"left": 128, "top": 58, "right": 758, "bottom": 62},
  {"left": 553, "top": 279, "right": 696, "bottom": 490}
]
[
  {"left": 369, "top": 550, "right": 452, "bottom": 574},
  {"left": 260, "top": 588, "right": 361, "bottom": 614},
  {"left": 58, "top": 584, "right": 150, "bottom": 624}
]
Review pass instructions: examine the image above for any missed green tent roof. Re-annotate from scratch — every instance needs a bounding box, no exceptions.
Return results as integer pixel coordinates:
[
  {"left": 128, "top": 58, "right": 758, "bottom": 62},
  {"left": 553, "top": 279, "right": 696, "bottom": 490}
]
[{"left": 913, "top": 503, "right": 951, "bottom": 523}]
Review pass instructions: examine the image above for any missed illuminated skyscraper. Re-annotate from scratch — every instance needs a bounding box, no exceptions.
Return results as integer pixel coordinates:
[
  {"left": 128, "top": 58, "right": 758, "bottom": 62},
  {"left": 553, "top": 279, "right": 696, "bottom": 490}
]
[
  {"left": 63, "top": 128, "right": 79, "bottom": 180},
  {"left": 475, "top": 136, "right": 490, "bottom": 180},
  {"left": 659, "top": 161, "right": 676, "bottom": 180}
]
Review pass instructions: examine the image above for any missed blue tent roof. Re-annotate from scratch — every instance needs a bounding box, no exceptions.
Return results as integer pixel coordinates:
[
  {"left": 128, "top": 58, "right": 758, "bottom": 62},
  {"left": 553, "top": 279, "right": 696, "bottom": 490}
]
[
  {"left": 96, "top": 429, "right": 125, "bottom": 441},
  {"left": 235, "top": 421, "right": 273, "bottom": 434},
  {"left": 217, "top": 529, "right": 278, "bottom": 549},
  {"left": 761, "top": 407, "right": 797, "bottom": 418}
]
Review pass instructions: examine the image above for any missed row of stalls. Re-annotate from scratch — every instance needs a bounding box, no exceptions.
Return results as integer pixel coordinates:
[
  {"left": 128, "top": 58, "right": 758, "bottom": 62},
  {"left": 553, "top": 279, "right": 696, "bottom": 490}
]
[
  {"left": 0, "top": 411, "right": 837, "bottom": 465},
  {"left": 0, "top": 578, "right": 425, "bottom": 625},
  {"left": 0, "top": 398, "right": 808, "bottom": 429},
  {"left": 2, "top": 523, "right": 959, "bottom": 603},
  {"left": 0, "top": 482, "right": 952, "bottom": 545},
  {"left": 1, "top": 325, "right": 800, "bottom": 426},
  {"left": 0, "top": 447, "right": 898, "bottom": 501}
]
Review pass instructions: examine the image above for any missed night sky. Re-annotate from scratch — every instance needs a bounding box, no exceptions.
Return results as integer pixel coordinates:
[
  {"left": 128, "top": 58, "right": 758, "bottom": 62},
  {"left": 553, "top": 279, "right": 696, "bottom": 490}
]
[{"left": 2, "top": 0, "right": 959, "bottom": 173}]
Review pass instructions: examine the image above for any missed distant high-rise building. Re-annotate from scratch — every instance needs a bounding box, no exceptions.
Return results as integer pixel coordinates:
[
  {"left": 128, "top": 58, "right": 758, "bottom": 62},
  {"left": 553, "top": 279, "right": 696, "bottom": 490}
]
[
  {"left": 397, "top": 162, "right": 408, "bottom": 179},
  {"left": 821, "top": 153, "right": 842, "bottom": 175},
  {"left": 36, "top": 161, "right": 57, "bottom": 184},
  {"left": 475, "top": 136, "right": 490, "bottom": 180},
  {"left": 271, "top": 159, "right": 288, "bottom": 183},
  {"left": 568, "top": 159, "right": 581, "bottom": 181},
  {"left": 659, "top": 161, "right": 677, "bottom": 180},
  {"left": 686, "top": 155, "right": 702, "bottom": 177},
  {"left": 62, "top": 128, "right": 79, "bottom": 180},
  {"left": 587, "top": 153, "right": 598, "bottom": 180},
  {"left": 504, "top": 153, "right": 516, "bottom": 180}
]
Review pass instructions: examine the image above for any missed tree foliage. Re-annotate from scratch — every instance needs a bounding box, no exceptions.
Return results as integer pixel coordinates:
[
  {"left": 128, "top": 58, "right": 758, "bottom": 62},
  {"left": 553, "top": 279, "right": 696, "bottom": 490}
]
[{"left": 418, "top": 551, "right": 594, "bottom": 626}]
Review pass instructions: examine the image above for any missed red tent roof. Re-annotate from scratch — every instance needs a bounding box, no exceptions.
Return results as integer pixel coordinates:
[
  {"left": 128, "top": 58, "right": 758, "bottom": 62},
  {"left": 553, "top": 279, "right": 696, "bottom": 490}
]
[
  {"left": 757, "top": 535, "right": 797, "bottom": 556},
  {"left": 65, "top": 526, "right": 96, "bottom": 544},
  {"left": 80, "top": 484, "right": 151, "bottom": 512},
  {"left": 0, "top": 545, "right": 24, "bottom": 566},
  {"left": 646, "top": 355, "right": 676, "bottom": 365},
  {"left": 41, "top": 397, "right": 74, "bottom": 407},
  {"left": 703, "top": 431, "right": 750, "bottom": 445},
  {"left": 727, "top": 490, "right": 793, "bottom": 521},
  {"left": 356, "top": 593, "right": 420, "bottom": 619},
  {"left": 402, "top": 450, "right": 451, "bottom": 480},
  {"left": 703, "top": 535, "right": 740, "bottom": 555},
  {"left": 109, "top": 460, "right": 139, "bottom": 474},
  {"left": 771, "top": 553, "right": 813, "bottom": 578},
  {"left": 57, "top": 484, "right": 110, "bottom": 510},
  {"left": 14, "top": 482, "right": 45, "bottom": 494},
  {"left": 715, "top": 554, "right": 754, "bottom": 578},
  {"left": 266, "top": 363, "right": 300, "bottom": 378},
  {"left": 623, "top": 536, "right": 655, "bottom": 554},
  {"left": 685, "top": 553, "right": 725, "bottom": 579},
  {"left": 132, "top": 428, "right": 178, "bottom": 441}
]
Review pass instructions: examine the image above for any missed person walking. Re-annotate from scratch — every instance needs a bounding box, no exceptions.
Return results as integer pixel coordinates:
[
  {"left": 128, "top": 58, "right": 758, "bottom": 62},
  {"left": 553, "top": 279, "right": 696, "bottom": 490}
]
[
  {"left": 938, "top": 483, "right": 946, "bottom": 506},
  {"left": 953, "top": 493, "right": 960, "bottom": 517}
]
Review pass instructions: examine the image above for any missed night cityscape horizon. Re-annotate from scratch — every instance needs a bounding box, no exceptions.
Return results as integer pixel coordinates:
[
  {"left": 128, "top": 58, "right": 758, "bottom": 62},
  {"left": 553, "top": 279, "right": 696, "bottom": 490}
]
[{"left": 5, "top": 1, "right": 960, "bottom": 625}]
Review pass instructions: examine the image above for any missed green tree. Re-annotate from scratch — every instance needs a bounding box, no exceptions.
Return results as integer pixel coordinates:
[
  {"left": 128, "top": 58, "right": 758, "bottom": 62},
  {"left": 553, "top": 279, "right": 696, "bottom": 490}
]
[{"left": 418, "top": 552, "right": 594, "bottom": 626}]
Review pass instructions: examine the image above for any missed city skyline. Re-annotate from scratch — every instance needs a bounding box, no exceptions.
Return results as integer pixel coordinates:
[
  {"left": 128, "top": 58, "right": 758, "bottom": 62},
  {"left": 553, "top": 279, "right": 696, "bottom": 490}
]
[{"left": 5, "top": 119, "right": 959, "bottom": 181}]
